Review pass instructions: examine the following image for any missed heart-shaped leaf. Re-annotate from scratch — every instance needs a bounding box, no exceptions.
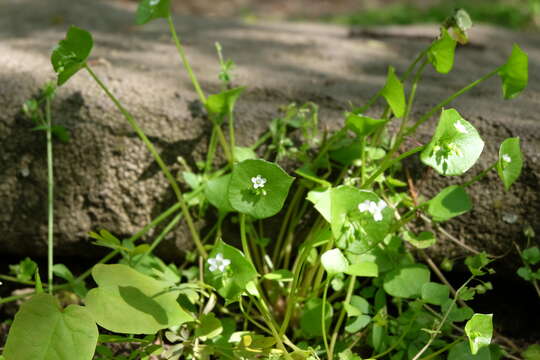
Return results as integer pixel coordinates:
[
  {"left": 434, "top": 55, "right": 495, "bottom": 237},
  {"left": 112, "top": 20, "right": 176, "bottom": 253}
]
[
  {"left": 204, "top": 240, "right": 258, "bottom": 301},
  {"left": 206, "top": 87, "right": 246, "bottom": 117},
  {"left": 421, "top": 108, "right": 484, "bottom": 176},
  {"left": 383, "top": 264, "right": 430, "bottom": 299},
  {"left": 85, "top": 264, "right": 193, "bottom": 334},
  {"left": 428, "top": 185, "right": 472, "bottom": 222},
  {"left": 381, "top": 66, "right": 405, "bottom": 118},
  {"left": 136, "top": 0, "right": 171, "bottom": 25},
  {"left": 4, "top": 293, "right": 98, "bottom": 360},
  {"left": 228, "top": 159, "right": 294, "bottom": 219},
  {"left": 428, "top": 28, "right": 457, "bottom": 74},
  {"left": 465, "top": 314, "right": 493, "bottom": 355},
  {"left": 51, "top": 26, "right": 93, "bottom": 86},
  {"left": 497, "top": 137, "right": 523, "bottom": 190},
  {"left": 498, "top": 44, "right": 528, "bottom": 99},
  {"left": 346, "top": 113, "right": 387, "bottom": 138}
]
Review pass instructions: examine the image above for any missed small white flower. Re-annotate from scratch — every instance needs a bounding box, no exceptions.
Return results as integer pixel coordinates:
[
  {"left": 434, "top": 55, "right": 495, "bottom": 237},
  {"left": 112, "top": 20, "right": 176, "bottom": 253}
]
[
  {"left": 149, "top": 0, "right": 160, "bottom": 6},
  {"left": 207, "top": 253, "right": 231, "bottom": 272},
  {"left": 251, "top": 175, "right": 267, "bottom": 189},
  {"left": 454, "top": 121, "right": 468, "bottom": 134},
  {"left": 502, "top": 154, "right": 512, "bottom": 163},
  {"left": 358, "top": 199, "right": 387, "bottom": 222}
]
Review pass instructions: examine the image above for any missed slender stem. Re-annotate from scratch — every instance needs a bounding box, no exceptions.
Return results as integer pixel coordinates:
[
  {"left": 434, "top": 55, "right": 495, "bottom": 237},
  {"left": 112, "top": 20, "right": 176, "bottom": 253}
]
[
  {"left": 329, "top": 275, "right": 356, "bottom": 356},
  {"left": 418, "top": 338, "right": 463, "bottom": 360},
  {"left": 167, "top": 15, "right": 206, "bottom": 104},
  {"left": 250, "top": 131, "right": 272, "bottom": 150},
  {"left": 462, "top": 162, "right": 497, "bottom": 187},
  {"left": 322, "top": 278, "right": 332, "bottom": 360},
  {"left": 45, "top": 96, "right": 54, "bottom": 294},
  {"left": 84, "top": 65, "right": 207, "bottom": 258},
  {"left": 405, "top": 69, "right": 499, "bottom": 137},
  {"left": 362, "top": 145, "right": 426, "bottom": 189},
  {"left": 228, "top": 108, "right": 236, "bottom": 163},
  {"left": 239, "top": 214, "right": 252, "bottom": 263},
  {"left": 272, "top": 186, "right": 303, "bottom": 266},
  {"left": 205, "top": 126, "right": 218, "bottom": 175},
  {"left": 134, "top": 212, "right": 183, "bottom": 266}
]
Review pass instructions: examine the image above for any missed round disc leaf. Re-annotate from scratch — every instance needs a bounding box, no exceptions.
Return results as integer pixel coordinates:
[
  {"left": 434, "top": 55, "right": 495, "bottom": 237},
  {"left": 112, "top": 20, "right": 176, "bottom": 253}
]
[
  {"left": 85, "top": 264, "right": 193, "bottom": 334},
  {"left": 204, "top": 240, "right": 258, "bottom": 301},
  {"left": 136, "top": 0, "right": 171, "bottom": 25},
  {"left": 321, "top": 248, "right": 349, "bottom": 275},
  {"left": 383, "top": 264, "right": 430, "bottom": 298},
  {"left": 498, "top": 44, "right": 528, "bottom": 99},
  {"left": 228, "top": 159, "right": 294, "bottom": 219},
  {"left": 427, "top": 185, "right": 472, "bottom": 222},
  {"left": 421, "top": 108, "right": 484, "bottom": 176},
  {"left": 4, "top": 293, "right": 98, "bottom": 360},
  {"left": 51, "top": 26, "right": 93, "bottom": 86},
  {"left": 497, "top": 137, "right": 523, "bottom": 190}
]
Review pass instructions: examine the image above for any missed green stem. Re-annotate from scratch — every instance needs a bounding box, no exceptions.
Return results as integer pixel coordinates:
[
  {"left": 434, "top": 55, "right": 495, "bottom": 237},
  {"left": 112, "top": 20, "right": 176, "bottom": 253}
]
[
  {"left": 240, "top": 214, "right": 252, "bottom": 263},
  {"left": 405, "top": 69, "right": 499, "bottom": 137},
  {"left": 84, "top": 65, "right": 207, "bottom": 258},
  {"left": 272, "top": 186, "right": 303, "bottom": 266},
  {"left": 322, "top": 278, "right": 332, "bottom": 360},
  {"left": 167, "top": 15, "right": 206, "bottom": 104},
  {"left": 205, "top": 126, "right": 218, "bottom": 174},
  {"left": 462, "top": 162, "right": 497, "bottom": 187},
  {"left": 228, "top": 108, "right": 235, "bottom": 163},
  {"left": 418, "top": 338, "right": 463, "bottom": 360},
  {"left": 133, "top": 212, "right": 183, "bottom": 266},
  {"left": 250, "top": 131, "right": 272, "bottom": 150},
  {"left": 45, "top": 96, "right": 54, "bottom": 294},
  {"left": 329, "top": 275, "right": 356, "bottom": 356}
]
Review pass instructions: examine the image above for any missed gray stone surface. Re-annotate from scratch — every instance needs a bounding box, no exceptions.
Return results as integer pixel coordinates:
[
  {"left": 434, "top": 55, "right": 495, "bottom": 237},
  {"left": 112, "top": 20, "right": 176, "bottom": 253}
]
[{"left": 1, "top": 0, "right": 539, "bottom": 266}]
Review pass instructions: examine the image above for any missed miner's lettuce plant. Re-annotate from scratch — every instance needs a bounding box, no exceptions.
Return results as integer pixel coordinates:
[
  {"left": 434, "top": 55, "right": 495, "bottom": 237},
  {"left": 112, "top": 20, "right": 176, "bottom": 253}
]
[{"left": 0, "top": 2, "right": 531, "bottom": 360}]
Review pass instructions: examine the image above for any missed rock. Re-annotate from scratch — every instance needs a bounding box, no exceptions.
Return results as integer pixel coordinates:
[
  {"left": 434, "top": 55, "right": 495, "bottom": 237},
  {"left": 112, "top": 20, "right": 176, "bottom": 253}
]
[{"left": 1, "top": 0, "right": 539, "bottom": 268}]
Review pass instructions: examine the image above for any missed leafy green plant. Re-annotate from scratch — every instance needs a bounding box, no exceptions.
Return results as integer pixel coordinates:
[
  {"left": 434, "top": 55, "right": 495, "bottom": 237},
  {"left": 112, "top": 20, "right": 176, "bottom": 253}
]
[{"left": 0, "top": 3, "right": 531, "bottom": 360}]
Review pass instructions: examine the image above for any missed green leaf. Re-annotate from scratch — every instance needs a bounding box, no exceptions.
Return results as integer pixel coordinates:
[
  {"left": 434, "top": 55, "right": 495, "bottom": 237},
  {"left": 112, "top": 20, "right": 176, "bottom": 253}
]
[
  {"left": 381, "top": 66, "right": 405, "bottom": 118},
  {"left": 9, "top": 257, "right": 38, "bottom": 282},
  {"left": 206, "top": 87, "right": 246, "bottom": 117},
  {"left": 321, "top": 249, "right": 349, "bottom": 275},
  {"left": 421, "top": 282, "right": 450, "bottom": 305},
  {"left": 465, "top": 253, "right": 492, "bottom": 276},
  {"left": 345, "top": 314, "right": 371, "bottom": 333},
  {"left": 195, "top": 313, "right": 223, "bottom": 340},
  {"left": 428, "top": 28, "right": 457, "bottom": 74},
  {"left": 263, "top": 269, "right": 294, "bottom": 282},
  {"left": 346, "top": 113, "right": 387, "bottom": 138},
  {"left": 4, "top": 293, "right": 98, "bottom": 360},
  {"left": 421, "top": 108, "right": 484, "bottom": 176},
  {"left": 300, "top": 298, "right": 333, "bottom": 338},
  {"left": 136, "top": 0, "right": 171, "bottom": 25},
  {"left": 522, "top": 246, "right": 540, "bottom": 265},
  {"left": 346, "top": 262, "right": 379, "bottom": 277},
  {"left": 228, "top": 159, "right": 294, "bottom": 219},
  {"left": 522, "top": 344, "right": 540, "bottom": 360},
  {"left": 51, "top": 26, "right": 93, "bottom": 86},
  {"left": 465, "top": 314, "right": 493, "bottom": 355},
  {"left": 307, "top": 188, "right": 332, "bottom": 223},
  {"left": 427, "top": 185, "right": 472, "bottom": 222},
  {"left": 85, "top": 264, "right": 193, "bottom": 334},
  {"left": 497, "top": 137, "right": 523, "bottom": 190},
  {"left": 448, "top": 341, "right": 491, "bottom": 360},
  {"left": 204, "top": 240, "right": 258, "bottom": 301},
  {"left": 498, "top": 44, "right": 528, "bottom": 99},
  {"left": 383, "top": 264, "right": 430, "bottom": 298},
  {"left": 234, "top": 146, "right": 257, "bottom": 162},
  {"left": 205, "top": 174, "right": 234, "bottom": 214},
  {"left": 403, "top": 231, "right": 436, "bottom": 249},
  {"left": 443, "top": 300, "right": 474, "bottom": 322}
]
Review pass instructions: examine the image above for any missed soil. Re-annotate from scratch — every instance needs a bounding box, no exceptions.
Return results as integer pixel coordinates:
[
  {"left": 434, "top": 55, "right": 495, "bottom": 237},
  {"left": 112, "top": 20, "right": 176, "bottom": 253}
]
[{"left": 1, "top": 0, "right": 539, "bottom": 351}]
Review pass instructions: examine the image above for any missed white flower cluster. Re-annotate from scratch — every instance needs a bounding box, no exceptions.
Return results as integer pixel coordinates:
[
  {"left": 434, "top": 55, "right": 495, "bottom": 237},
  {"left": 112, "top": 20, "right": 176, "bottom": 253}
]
[
  {"left": 207, "top": 253, "right": 231, "bottom": 272},
  {"left": 454, "top": 121, "right": 468, "bottom": 134},
  {"left": 358, "top": 199, "right": 387, "bottom": 222},
  {"left": 251, "top": 175, "right": 267, "bottom": 189}
]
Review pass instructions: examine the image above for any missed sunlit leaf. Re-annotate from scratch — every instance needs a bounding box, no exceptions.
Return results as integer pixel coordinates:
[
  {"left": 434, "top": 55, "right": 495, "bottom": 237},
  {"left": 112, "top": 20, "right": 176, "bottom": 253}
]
[
  {"left": 498, "top": 44, "right": 528, "bottom": 99},
  {"left": 51, "top": 26, "right": 93, "bottom": 86},
  {"left": 497, "top": 137, "right": 523, "bottom": 190}
]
